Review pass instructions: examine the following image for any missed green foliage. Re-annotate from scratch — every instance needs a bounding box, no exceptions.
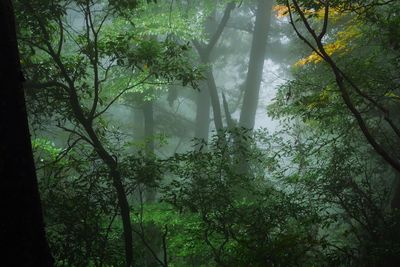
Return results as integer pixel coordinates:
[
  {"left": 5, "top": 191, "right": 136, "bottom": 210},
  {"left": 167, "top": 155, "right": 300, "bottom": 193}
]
[
  {"left": 32, "top": 138, "right": 63, "bottom": 162},
  {"left": 18, "top": 0, "right": 400, "bottom": 266},
  {"left": 269, "top": 1, "right": 400, "bottom": 265},
  {"left": 161, "top": 130, "right": 322, "bottom": 266},
  {"left": 17, "top": 0, "right": 203, "bottom": 127},
  {"left": 32, "top": 139, "right": 123, "bottom": 266}
]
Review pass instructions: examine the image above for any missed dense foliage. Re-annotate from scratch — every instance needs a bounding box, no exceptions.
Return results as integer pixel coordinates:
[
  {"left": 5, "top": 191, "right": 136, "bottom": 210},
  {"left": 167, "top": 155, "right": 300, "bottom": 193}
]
[{"left": 13, "top": 0, "right": 400, "bottom": 266}]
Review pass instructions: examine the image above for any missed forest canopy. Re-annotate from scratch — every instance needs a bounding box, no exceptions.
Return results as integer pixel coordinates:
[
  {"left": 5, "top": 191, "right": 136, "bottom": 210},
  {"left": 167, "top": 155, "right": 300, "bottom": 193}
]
[{"left": 7, "top": 0, "right": 400, "bottom": 266}]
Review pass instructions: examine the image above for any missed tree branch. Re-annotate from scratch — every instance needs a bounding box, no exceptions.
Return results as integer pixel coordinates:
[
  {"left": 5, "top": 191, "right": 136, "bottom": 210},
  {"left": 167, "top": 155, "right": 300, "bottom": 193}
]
[
  {"left": 288, "top": 0, "right": 400, "bottom": 173},
  {"left": 205, "top": 2, "right": 236, "bottom": 55}
]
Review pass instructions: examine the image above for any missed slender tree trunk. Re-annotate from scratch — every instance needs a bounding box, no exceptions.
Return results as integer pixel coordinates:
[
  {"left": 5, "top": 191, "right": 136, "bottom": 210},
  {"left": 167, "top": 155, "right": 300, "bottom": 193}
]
[
  {"left": 195, "top": 48, "right": 224, "bottom": 133},
  {"left": 239, "top": 0, "right": 274, "bottom": 129},
  {"left": 142, "top": 100, "right": 165, "bottom": 267},
  {"left": 143, "top": 100, "right": 155, "bottom": 155},
  {"left": 133, "top": 106, "right": 144, "bottom": 145},
  {"left": 142, "top": 100, "right": 156, "bottom": 202},
  {"left": 51, "top": 51, "right": 134, "bottom": 266},
  {"left": 205, "top": 68, "right": 224, "bottom": 132},
  {"left": 193, "top": 2, "right": 236, "bottom": 147},
  {"left": 195, "top": 80, "right": 211, "bottom": 146},
  {"left": 0, "top": 1, "right": 54, "bottom": 266},
  {"left": 235, "top": 0, "right": 274, "bottom": 174},
  {"left": 30, "top": 13, "right": 135, "bottom": 264},
  {"left": 79, "top": 123, "right": 134, "bottom": 267},
  {"left": 194, "top": 48, "right": 224, "bottom": 135}
]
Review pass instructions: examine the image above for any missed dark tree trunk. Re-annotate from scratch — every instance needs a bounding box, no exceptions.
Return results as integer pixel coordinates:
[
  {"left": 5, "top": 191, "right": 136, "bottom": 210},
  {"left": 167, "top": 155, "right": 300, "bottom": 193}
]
[
  {"left": 0, "top": 1, "right": 54, "bottom": 266},
  {"left": 239, "top": 0, "right": 273, "bottom": 129},
  {"left": 79, "top": 122, "right": 134, "bottom": 267}
]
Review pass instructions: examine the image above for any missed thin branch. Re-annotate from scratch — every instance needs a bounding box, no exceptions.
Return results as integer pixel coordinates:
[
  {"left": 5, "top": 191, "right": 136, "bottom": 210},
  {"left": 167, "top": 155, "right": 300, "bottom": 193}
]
[
  {"left": 99, "top": 206, "right": 119, "bottom": 267},
  {"left": 94, "top": 74, "right": 152, "bottom": 119},
  {"left": 206, "top": 2, "right": 236, "bottom": 55},
  {"left": 35, "top": 136, "right": 84, "bottom": 171},
  {"left": 286, "top": 1, "right": 324, "bottom": 58},
  {"left": 56, "top": 15, "right": 64, "bottom": 56},
  {"left": 289, "top": 0, "right": 400, "bottom": 139},
  {"left": 56, "top": 125, "right": 94, "bottom": 146},
  {"left": 292, "top": 0, "right": 319, "bottom": 40},
  {"left": 133, "top": 186, "right": 167, "bottom": 267},
  {"left": 318, "top": 0, "right": 329, "bottom": 40},
  {"left": 287, "top": 0, "right": 400, "bottom": 173},
  {"left": 337, "top": 69, "right": 400, "bottom": 139}
]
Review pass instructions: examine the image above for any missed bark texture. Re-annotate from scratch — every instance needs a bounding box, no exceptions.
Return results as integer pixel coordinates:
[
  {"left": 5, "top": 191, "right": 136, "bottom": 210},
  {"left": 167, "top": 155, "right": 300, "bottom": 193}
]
[{"left": 0, "top": 1, "right": 54, "bottom": 266}]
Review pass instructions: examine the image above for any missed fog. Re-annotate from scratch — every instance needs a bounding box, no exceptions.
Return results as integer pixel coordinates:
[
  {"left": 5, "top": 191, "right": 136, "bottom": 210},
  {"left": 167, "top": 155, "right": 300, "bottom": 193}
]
[{"left": 10, "top": 0, "right": 400, "bottom": 266}]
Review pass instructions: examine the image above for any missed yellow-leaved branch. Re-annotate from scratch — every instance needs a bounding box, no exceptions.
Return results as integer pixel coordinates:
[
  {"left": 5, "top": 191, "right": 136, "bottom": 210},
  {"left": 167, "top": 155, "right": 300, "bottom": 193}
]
[{"left": 295, "top": 24, "right": 361, "bottom": 66}]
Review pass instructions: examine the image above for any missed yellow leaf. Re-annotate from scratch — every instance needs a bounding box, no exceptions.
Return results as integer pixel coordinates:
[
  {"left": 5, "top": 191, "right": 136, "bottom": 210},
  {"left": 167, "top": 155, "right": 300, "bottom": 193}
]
[
  {"left": 273, "top": 5, "right": 289, "bottom": 18},
  {"left": 385, "top": 91, "right": 400, "bottom": 101},
  {"left": 295, "top": 24, "right": 361, "bottom": 67}
]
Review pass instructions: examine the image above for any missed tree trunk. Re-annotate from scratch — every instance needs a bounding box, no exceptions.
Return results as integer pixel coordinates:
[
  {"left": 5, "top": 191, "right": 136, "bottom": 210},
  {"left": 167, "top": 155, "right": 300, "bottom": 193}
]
[
  {"left": 195, "top": 49, "right": 224, "bottom": 135},
  {"left": 206, "top": 68, "right": 224, "bottom": 132},
  {"left": 193, "top": 2, "right": 236, "bottom": 147},
  {"left": 239, "top": 0, "right": 274, "bottom": 129},
  {"left": 143, "top": 100, "right": 155, "bottom": 155},
  {"left": 196, "top": 52, "right": 228, "bottom": 150},
  {"left": 80, "top": 123, "right": 134, "bottom": 267},
  {"left": 0, "top": 1, "right": 54, "bottom": 266},
  {"left": 195, "top": 80, "right": 211, "bottom": 147},
  {"left": 142, "top": 100, "right": 157, "bottom": 202}
]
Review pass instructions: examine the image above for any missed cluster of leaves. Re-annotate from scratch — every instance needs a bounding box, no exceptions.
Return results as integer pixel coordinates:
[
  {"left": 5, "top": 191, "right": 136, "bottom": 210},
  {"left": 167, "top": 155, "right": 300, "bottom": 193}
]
[
  {"left": 271, "top": 0, "right": 400, "bottom": 154},
  {"left": 16, "top": 0, "right": 204, "bottom": 128},
  {"left": 160, "top": 129, "right": 322, "bottom": 266},
  {"left": 33, "top": 139, "right": 126, "bottom": 266},
  {"left": 32, "top": 129, "right": 400, "bottom": 266},
  {"left": 31, "top": 130, "right": 317, "bottom": 266}
]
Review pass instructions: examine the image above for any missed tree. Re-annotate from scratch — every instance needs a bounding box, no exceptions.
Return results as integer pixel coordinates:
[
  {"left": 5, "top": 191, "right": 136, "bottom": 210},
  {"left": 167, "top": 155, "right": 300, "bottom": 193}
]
[
  {"left": 239, "top": 0, "right": 274, "bottom": 129},
  {"left": 193, "top": 2, "right": 236, "bottom": 138},
  {"left": 282, "top": 0, "right": 400, "bottom": 206},
  {"left": 16, "top": 1, "right": 201, "bottom": 265},
  {"left": 0, "top": 0, "right": 53, "bottom": 266},
  {"left": 269, "top": 0, "right": 400, "bottom": 264}
]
